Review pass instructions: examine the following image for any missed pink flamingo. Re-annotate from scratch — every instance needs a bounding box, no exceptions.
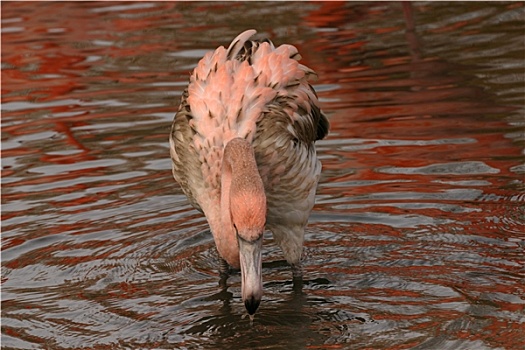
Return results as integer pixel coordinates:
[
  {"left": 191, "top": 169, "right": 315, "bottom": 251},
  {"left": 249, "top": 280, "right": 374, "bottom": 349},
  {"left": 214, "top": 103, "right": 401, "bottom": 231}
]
[{"left": 169, "top": 29, "right": 329, "bottom": 315}]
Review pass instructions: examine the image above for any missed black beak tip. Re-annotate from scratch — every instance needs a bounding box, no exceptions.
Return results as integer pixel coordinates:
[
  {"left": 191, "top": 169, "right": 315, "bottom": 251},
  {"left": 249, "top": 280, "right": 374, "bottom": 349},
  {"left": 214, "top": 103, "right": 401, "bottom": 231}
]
[{"left": 244, "top": 296, "right": 261, "bottom": 315}]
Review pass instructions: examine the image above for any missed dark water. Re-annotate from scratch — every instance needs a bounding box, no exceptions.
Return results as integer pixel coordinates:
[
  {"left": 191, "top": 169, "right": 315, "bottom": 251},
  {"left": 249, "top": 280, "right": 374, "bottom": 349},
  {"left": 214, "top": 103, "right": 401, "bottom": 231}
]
[{"left": 2, "top": 2, "right": 524, "bottom": 349}]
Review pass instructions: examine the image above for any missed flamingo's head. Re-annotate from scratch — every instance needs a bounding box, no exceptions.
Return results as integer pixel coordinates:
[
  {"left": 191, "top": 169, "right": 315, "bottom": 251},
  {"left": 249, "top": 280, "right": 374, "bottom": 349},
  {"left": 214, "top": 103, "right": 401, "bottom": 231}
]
[{"left": 229, "top": 162, "right": 266, "bottom": 314}]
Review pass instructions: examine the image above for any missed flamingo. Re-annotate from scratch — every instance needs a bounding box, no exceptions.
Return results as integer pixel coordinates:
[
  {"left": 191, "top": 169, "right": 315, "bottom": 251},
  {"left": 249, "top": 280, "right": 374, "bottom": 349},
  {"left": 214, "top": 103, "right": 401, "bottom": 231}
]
[{"left": 169, "top": 29, "right": 329, "bottom": 315}]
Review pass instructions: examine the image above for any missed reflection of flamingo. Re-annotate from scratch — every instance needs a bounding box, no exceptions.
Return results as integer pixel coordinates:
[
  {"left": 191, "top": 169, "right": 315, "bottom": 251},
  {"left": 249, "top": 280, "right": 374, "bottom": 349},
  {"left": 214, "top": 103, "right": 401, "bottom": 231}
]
[{"left": 170, "top": 29, "right": 329, "bottom": 315}]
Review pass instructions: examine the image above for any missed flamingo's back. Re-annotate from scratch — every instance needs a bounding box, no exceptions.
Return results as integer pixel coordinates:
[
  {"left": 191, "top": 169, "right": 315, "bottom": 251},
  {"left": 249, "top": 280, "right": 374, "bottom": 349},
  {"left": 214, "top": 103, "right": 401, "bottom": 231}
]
[{"left": 170, "top": 29, "right": 328, "bottom": 269}]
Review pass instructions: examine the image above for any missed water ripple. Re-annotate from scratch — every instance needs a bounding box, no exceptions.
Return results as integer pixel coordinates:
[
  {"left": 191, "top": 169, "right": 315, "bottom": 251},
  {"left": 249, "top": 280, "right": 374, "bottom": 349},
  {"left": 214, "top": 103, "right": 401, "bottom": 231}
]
[{"left": 2, "top": 1, "right": 524, "bottom": 349}]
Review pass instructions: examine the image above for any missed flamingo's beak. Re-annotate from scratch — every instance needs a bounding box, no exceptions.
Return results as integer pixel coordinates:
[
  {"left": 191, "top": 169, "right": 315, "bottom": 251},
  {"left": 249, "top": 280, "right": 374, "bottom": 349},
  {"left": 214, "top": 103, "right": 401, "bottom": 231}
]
[{"left": 238, "top": 235, "right": 263, "bottom": 315}]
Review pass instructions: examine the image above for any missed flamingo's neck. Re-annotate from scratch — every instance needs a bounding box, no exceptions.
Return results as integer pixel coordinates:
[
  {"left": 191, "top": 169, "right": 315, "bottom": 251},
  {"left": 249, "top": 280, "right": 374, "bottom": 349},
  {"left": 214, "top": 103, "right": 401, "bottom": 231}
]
[
  {"left": 218, "top": 152, "right": 238, "bottom": 267},
  {"left": 217, "top": 138, "right": 266, "bottom": 268}
]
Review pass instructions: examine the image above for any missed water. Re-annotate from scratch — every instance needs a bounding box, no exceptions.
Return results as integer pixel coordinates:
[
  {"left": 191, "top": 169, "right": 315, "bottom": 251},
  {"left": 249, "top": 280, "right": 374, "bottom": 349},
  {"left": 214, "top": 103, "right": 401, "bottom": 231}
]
[{"left": 2, "top": 2, "right": 524, "bottom": 349}]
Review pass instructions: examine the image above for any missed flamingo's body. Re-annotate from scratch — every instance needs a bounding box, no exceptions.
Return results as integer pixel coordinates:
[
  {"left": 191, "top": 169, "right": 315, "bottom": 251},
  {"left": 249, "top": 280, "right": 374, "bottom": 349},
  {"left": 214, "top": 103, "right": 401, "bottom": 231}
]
[{"left": 169, "top": 29, "right": 329, "bottom": 314}]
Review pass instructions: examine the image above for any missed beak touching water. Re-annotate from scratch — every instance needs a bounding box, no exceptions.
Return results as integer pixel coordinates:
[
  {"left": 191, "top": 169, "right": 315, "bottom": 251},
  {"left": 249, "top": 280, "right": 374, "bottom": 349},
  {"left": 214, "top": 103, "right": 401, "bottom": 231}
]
[{"left": 238, "top": 235, "right": 263, "bottom": 315}]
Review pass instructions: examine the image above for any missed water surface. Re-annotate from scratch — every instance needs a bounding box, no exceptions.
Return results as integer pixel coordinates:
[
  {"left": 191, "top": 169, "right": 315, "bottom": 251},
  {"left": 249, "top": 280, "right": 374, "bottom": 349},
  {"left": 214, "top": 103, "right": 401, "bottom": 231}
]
[{"left": 2, "top": 2, "right": 524, "bottom": 349}]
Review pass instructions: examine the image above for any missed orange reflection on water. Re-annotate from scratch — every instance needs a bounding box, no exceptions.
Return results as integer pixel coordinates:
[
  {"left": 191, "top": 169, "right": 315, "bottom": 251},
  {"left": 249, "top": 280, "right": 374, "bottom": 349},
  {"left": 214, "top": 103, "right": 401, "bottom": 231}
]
[{"left": 1, "top": 2, "right": 524, "bottom": 349}]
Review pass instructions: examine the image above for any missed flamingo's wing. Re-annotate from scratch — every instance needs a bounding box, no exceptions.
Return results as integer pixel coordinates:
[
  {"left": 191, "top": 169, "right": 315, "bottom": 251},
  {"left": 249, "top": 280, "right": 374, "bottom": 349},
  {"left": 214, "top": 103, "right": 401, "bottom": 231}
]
[{"left": 169, "top": 89, "right": 204, "bottom": 213}]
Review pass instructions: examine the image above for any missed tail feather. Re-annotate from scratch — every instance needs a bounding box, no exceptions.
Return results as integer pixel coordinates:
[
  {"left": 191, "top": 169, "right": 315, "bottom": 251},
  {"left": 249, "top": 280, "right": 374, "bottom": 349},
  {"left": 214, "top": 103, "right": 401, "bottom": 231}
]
[{"left": 227, "top": 29, "right": 257, "bottom": 60}]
